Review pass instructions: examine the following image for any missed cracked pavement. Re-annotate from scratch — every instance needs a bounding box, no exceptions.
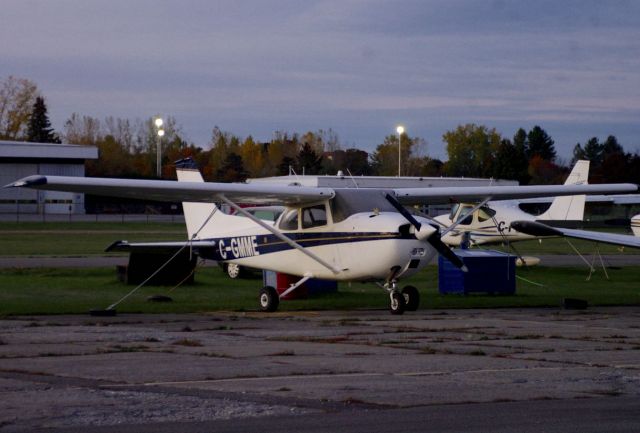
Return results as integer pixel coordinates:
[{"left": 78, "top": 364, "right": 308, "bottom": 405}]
[{"left": 1, "top": 307, "right": 640, "bottom": 431}]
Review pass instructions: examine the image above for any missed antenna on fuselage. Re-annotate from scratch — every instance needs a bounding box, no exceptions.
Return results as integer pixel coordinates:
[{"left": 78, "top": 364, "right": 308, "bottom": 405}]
[{"left": 346, "top": 168, "right": 359, "bottom": 189}]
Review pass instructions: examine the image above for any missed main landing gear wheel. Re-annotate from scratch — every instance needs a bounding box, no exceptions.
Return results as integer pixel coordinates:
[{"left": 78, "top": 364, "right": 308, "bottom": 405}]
[
  {"left": 259, "top": 286, "right": 279, "bottom": 312},
  {"left": 389, "top": 291, "right": 406, "bottom": 315},
  {"left": 402, "top": 285, "right": 420, "bottom": 311}
]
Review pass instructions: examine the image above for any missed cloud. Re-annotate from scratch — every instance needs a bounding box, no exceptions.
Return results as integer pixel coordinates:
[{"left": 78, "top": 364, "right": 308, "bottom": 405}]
[{"left": 2, "top": 0, "right": 639, "bottom": 161}]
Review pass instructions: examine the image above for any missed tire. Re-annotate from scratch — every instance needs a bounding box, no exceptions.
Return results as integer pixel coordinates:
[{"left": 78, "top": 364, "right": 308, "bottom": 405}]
[
  {"left": 226, "top": 263, "right": 242, "bottom": 279},
  {"left": 402, "top": 285, "right": 420, "bottom": 311},
  {"left": 259, "top": 286, "right": 279, "bottom": 312},
  {"left": 389, "top": 291, "right": 405, "bottom": 315}
]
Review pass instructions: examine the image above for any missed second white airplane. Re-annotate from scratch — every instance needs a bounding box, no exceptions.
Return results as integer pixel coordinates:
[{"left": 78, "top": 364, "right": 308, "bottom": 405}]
[{"left": 434, "top": 161, "right": 590, "bottom": 246}]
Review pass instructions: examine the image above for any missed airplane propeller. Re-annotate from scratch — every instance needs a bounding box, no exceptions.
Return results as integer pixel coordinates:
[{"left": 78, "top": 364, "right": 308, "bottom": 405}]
[{"left": 385, "top": 193, "right": 468, "bottom": 272}]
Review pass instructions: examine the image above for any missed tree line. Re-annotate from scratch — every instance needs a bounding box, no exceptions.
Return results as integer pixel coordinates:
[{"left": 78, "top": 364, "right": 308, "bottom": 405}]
[{"left": 2, "top": 75, "right": 639, "bottom": 184}]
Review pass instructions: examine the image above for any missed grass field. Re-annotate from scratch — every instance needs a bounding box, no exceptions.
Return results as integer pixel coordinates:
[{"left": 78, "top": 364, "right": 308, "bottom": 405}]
[
  {"left": 1, "top": 265, "right": 638, "bottom": 316},
  {"left": 0, "top": 221, "right": 637, "bottom": 257},
  {"left": 0, "top": 222, "right": 186, "bottom": 256},
  {"left": 1, "top": 221, "right": 638, "bottom": 315}
]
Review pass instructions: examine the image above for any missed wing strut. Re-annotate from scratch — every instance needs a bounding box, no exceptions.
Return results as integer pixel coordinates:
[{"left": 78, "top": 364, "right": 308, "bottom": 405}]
[{"left": 217, "top": 195, "right": 343, "bottom": 275}]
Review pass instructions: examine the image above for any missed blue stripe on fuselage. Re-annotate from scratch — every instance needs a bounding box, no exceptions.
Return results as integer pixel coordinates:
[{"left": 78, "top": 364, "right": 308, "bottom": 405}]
[{"left": 197, "top": 231, "right": 406, "bottom": 261}]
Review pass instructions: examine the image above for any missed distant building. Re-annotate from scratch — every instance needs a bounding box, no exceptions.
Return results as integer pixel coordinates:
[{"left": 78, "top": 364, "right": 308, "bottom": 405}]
[{"left": 0, "top": 140, "right": 98, "bottom": 214}]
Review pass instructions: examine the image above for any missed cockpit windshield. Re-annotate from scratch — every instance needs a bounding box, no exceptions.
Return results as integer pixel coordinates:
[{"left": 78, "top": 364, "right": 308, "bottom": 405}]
[
  {"left": 455, "top": 204, "right": 474, "bottom": 225},
  {"left": 330, "top": 189, "right": 397, "bottom": 223}
]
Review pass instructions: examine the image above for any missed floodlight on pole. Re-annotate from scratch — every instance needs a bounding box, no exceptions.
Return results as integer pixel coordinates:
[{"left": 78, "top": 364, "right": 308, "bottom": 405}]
[
  {"left": 154, "top": 117, "right": 164, "bottom": 178},
  {"left": 396, "top": 125, "right": 405, "bottom": 177}
]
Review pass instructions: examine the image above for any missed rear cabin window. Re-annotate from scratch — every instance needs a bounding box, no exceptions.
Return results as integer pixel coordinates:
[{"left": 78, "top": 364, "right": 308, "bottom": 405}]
[{"left": 477, "top": 206, "right": 496, "bottom": 223}]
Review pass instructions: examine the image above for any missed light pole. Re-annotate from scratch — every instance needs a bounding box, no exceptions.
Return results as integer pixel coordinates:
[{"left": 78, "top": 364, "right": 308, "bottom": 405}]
[
  {"left": 396, "top": 125, "right": 405, "bottom": 177},
  {"left": 154, "top": 117, "right": 164, "bottom": 178}
]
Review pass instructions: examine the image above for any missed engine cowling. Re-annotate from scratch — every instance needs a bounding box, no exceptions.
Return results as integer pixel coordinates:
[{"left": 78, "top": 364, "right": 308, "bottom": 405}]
[{"left": 414, "top": 223, "right": 437, "bottom": 241}]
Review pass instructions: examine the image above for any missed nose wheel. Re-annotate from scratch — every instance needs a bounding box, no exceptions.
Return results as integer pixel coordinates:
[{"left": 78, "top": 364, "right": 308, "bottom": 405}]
[
  {"left": 389, "top": 291, "right": 405, "bottom": 315},
  {"left": 401, "top": 285, "right": 420, "bottom": 311},
  {"left": 385, "top": 282, "right": 420, "bottom": 315}
]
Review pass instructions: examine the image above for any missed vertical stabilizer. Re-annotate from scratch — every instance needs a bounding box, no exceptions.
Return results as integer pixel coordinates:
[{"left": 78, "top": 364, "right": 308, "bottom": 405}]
[
  {"left": 537, "top": 160, "right": 589, "bottom": 221},
  {"left": 175, "top": 158, "right": 217, "bottom": 239}
]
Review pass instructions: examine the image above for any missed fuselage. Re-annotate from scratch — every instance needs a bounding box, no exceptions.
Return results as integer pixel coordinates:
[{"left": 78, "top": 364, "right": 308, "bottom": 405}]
[
  {"left": 435, "top": 201, "right": 539, "bottom": 246},
  {"left": 198, "top": 210, "right": 437, "bottom": 281}
]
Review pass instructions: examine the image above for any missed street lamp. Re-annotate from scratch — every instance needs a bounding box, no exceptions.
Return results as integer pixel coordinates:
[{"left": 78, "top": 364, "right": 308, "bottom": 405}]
[
  {"left": 396, "top": 125, "right": 405, "bottom": 177},
  {"left": 154, "top": 117, "right": 164, "bottom": 178}
]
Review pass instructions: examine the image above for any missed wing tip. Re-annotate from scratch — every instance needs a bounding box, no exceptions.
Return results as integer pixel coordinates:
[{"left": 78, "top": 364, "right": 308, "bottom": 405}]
[{"left": 5, "top": 175, "right": 47, "bottom": 188}]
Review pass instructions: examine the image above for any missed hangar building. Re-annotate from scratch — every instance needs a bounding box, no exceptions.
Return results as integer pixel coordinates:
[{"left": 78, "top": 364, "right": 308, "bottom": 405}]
[{"left": 0, "top": 140, "right": 98, "bottom": 214}]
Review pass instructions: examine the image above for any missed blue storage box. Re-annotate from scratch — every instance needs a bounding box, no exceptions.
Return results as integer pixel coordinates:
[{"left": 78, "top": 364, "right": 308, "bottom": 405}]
[{"left": 438, "top": 250, "right": 516, "bottom": 295}]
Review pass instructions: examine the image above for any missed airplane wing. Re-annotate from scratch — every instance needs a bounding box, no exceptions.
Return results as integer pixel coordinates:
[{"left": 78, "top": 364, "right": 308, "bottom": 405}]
[
  {"left": 510, "top": 220, "right": 640, "bottom": 249},
  {"left": 6, "top": 175, "right": 334, "bottom": 206},
  {"left": 6, "top": 175, "right": 637, "bottom": 206},
  {"left": 393, "top": 184, "right": 638, "bottom": 205},
  {"left": 517, "top": 193, "right": 640, "bottom": 205}
]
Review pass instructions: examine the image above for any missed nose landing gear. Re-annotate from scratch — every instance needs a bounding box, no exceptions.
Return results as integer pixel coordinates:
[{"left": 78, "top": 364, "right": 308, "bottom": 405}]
[{"left": 382, "top": 277, "right": 421, "bottom": 315}]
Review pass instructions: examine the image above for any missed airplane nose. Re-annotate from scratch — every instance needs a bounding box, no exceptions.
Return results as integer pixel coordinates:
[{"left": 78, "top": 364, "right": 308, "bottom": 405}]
[{"left": 414, "top": 224, "right": 437, "bottom": 241}]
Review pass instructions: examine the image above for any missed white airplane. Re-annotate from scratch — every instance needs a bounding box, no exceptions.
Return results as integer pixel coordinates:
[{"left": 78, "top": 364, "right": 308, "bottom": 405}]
[
  {"left": 433, "top": 161, "right": 590, "bottom": 247},
  {"left": 7, "top": 161, "right": 637, "bottom": 314}
]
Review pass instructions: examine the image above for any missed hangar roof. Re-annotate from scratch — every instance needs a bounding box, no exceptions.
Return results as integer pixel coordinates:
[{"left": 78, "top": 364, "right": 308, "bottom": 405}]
[{"left": 0, "top": 140, "right": 98, "bottom": 160}]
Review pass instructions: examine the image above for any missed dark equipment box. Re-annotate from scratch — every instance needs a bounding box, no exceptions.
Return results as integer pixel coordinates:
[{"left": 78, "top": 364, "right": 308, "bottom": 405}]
[
  {"left": 117, "top": 250, "right": 198, "bottom": 285},
  {"left": 438, "top": 250, "right": 516, "bottom": 295}
]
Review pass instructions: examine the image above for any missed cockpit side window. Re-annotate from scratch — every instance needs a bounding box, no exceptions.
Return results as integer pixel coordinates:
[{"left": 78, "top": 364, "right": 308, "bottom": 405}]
[
  {"left": 301, "top": 204, "right": 327, "bottom": 229},
  {"left": 279, "top": 208, "right": 299, "bottom": 230},
  {"left": 477, "top": 206, "right": 496, "bottom": 223}
]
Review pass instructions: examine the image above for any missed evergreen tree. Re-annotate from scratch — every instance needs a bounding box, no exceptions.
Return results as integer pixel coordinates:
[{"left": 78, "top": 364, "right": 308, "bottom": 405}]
[
  {"left": 582, "top": 137, "right": 604, "bottom": 164},
  {"left": 26, "top": 96, "right": 60, "bottom": 143},
  {"left": 296, "top": 142, "right": 323, "bottom": 174},
  {"left": 513, "top": 128, "right": 528, "bottom": 155},
  {"left": 602, "top": 135, "right": 623, "bottom": 157},
  {"left": 215, "top": 152, "right": 248, "bottom": 182},
  {"left": 526, "top": 126, "right": 555, "bottom": 161},
  {"left": 277, "top": 156, "right": 297, "bottom": 175},
  {"left": 492, "top": 139, "right": 529, "bottom": 183}
]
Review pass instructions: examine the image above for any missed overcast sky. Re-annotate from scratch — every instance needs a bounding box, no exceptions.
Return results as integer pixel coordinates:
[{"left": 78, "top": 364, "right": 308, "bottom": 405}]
[{"left": 3, "top": 0, "right": 640, "bottom": 161}]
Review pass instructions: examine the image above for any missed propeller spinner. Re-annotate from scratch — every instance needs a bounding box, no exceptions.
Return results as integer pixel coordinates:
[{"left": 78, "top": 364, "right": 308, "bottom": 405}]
[{"left": 385, "top": 193, "right": 468, "bottom": 272}]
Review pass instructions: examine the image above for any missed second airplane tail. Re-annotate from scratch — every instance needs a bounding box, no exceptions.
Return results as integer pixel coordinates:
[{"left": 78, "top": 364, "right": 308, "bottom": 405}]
[{"left": 537, "top": 160, "right": 589, "bottom": 221}]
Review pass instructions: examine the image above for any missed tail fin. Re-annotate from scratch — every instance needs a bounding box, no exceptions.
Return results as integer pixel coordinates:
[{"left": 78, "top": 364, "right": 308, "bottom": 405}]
[
  {"left": 175, "top": 158, "right": 256, "bottom": 240},
  {"left": 175, "top": 158, "right": 218, "bottom": 239},
  {"left": 537, "top": 160, "right": 589, "bottom": 221}
]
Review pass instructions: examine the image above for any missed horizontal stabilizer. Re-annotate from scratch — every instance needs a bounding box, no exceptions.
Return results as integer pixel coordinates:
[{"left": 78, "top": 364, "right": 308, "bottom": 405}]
[{"left": 105, "top": 240, "right": 217, "bottom": 253}]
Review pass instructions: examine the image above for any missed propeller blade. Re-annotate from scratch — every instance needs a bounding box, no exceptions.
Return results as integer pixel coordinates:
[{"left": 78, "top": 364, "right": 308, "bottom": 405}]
[
  {"left": 428, "top": 235, "right": 468, "bottom": 272},
  {"left": 385, "top": 193, "right": 467, "bottom": 272},
  {"left": 384, "top": 193, "right": 421, "bottom": 230}
]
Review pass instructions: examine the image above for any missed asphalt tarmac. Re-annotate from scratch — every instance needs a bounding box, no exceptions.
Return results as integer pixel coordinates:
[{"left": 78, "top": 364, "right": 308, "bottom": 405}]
[{"left": 1, "top": 308, "right": 639, "bottom": 432}]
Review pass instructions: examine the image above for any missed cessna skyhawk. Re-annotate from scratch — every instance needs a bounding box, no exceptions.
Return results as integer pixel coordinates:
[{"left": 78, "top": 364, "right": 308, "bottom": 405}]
[{"left": 7, "top": 160, "right": 637, "bottom": 314}]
